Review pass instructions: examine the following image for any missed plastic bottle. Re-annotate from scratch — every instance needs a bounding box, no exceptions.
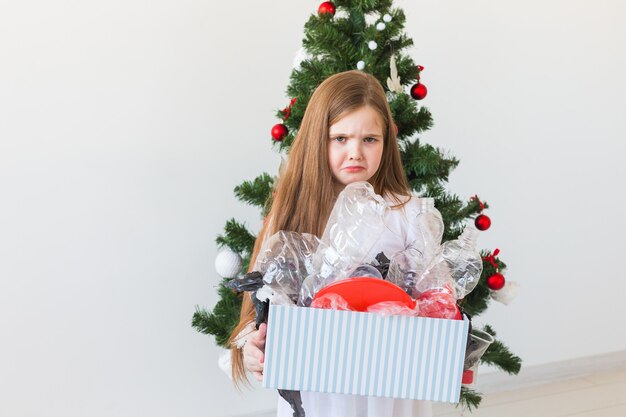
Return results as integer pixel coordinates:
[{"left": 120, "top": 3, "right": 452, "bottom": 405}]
[
  {"left": 413, "top": 198, "right": 444, "bottom": 261},
  {"left": 386, "top": 246, "right": 425, "bottom": 298},
  {"left": 387, "top": 198, "right": 443, "bottom": 298},
  {"left": 417, "top": 226, "right": 483, "bottom": 299}
]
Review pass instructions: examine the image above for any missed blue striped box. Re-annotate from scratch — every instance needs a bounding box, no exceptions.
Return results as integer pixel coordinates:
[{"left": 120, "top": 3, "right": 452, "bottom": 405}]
[{"left": 262, "top": 305, "right": 469, "bottom": 403}]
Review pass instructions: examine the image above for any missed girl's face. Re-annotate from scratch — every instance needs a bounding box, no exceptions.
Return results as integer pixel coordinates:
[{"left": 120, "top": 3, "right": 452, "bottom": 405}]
[{"left": 327, "top": 105, "right": 384, "bottom": 190}]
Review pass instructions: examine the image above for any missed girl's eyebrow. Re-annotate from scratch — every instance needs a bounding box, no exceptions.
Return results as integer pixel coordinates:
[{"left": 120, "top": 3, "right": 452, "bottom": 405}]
[{"left": 329, "top": 132, "right": 383, "bottom": 137}]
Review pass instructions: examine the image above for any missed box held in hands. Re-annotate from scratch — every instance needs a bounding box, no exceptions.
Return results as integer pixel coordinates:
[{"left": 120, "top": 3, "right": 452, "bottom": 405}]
[{"left": 262, "top": 304, "right": 469, "bottom": 403}]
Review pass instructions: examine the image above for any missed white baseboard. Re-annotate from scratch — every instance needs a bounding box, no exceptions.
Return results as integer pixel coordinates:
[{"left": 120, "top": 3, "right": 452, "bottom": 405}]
[{"left": 476, "top": 349, "right": 626, "bottom": 394}]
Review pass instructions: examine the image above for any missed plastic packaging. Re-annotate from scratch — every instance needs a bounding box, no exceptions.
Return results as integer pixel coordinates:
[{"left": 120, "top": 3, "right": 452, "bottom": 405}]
[
  {"left": 412, "top": 198, "right": 444, "bottom": 261},
  {"left": 386, "top": 198, "right": 444, "bottom": 299},
  {"left": 415, "top": 287, "right": 461, "bottom": 320},
  {"left": 255, "top": 231, "right": 320, "bottom": 303},
  {"left": 462, "top": 328, "right": 495, "bottom": 386},
  {"left": 386, "top": 246, "right": 427, "bottom": 298},
  {"left": 310, "top": 293, "right": 354, "bottom": 310},
  {"left": 319, "top": 181, "right": 389, "bottom": 266},
  {"left": 416, "top": 226, "right": 483, "bottom": 299},
  {"left": 366, "top": 301, "right": 420, "bottom": 317},
  {"left": 299, "top": 182, "right": 388, "bottom": 305}
]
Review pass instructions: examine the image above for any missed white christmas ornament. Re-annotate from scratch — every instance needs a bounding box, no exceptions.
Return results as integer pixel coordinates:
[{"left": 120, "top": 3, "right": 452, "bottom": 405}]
[
  {"left": 368, "top": 41, "right": 378, "bottom": 50},
  {"left": 383, "top": 13, "right": 392, "bottom": 23},
  {"left": 376, "top": 22, "right": 386, "bottom": 31},
  {"left": 364, "top": 12, "right": 378, "bottom": 25},
  {"left": 215, "top": 248, "right": 243, "bottom": 278},
  {"left": 357, "top": 60, "right": 365, "bottom": 70},
  {"left": 386, "top": 54, "right": 403, "bottom": 94},
  {"left": 491, "top": 280, "right": 520, "bottom": 305}
]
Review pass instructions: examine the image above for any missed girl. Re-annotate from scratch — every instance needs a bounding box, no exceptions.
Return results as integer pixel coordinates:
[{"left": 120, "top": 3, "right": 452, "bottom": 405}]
[{"left": 229, "top": 70, "right": 432, "bottom": 417}]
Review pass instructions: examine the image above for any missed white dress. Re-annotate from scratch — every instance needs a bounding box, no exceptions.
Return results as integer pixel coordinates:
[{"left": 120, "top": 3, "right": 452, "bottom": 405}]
[{"left": 276, "top": 195, "right": 433, "bottom": 417}]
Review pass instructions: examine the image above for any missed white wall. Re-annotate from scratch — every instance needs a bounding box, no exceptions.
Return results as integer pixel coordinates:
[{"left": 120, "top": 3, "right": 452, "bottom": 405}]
[{"left": 0, "top": 1, "right": 624, "bottom": 416}]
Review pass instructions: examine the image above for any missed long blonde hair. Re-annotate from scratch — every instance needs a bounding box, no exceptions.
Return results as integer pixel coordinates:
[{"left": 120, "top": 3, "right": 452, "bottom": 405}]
[{"left": 229, "top": 70, "right": 410, "bottom": 384}]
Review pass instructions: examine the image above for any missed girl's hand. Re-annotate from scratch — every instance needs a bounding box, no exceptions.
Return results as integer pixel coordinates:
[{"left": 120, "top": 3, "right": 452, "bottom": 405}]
[{"left": 243, "top": 322, "right": 267, "bottom": 382}]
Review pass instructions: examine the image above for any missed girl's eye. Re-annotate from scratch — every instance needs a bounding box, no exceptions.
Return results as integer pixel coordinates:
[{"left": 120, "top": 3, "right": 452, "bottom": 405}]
[
  {"left": 364, "top": 137, "right": 378, "bottom": 143},
  {"left": 332, "top": 136, "right": 346, "bottom": 143}
]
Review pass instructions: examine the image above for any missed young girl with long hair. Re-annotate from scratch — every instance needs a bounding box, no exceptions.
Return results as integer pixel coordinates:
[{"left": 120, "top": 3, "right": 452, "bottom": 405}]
[{"left": 229, "top": 70, "right": 433, "bottom": 417}]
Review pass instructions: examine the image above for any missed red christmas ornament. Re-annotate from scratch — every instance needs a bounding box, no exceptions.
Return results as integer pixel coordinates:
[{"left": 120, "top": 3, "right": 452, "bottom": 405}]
[
  {"left": 486, "top": 272, "right": 506, "bottom": 291},
  {"left": 318, "top": 1, "right": 336, "bottom": 16},
  {"left": 271, "top": 123, "right": 288, "bottom": 141},
  {"left": 410, "top": 83, "right": 428, "bottom": 100},
  {"left": 475, "top": 214, "right": 492, "bottom": 231}
]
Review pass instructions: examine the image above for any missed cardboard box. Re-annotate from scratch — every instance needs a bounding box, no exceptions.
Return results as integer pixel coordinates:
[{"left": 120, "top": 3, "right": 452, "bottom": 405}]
[{"left": 262, "top": 304, "right": 469, "bottom": 403}]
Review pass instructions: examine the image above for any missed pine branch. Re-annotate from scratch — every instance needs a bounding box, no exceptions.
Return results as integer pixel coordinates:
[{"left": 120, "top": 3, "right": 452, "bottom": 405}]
[
  {"left": 482, "top": 339, "right": 522, "bottom": 375},
  {"left": 400, "top": 140, "right": 458, "bottom": 193},
  {"left": 477, "top": 325, "right": 522, "bottom": 374},
  {"left": 391, "top": 95, "right": 433, "bottom": 137},
  {"left": 459, "top": 386, "right": 482, "bottom": 411},
  {"left": 336, "top": 0, "right": 393, "bottom": 11},
  {"left": 192, "top": 281, "right": 243, "bottom": 347},
  {"left": 304, "top": 14, "right": 356, "bottom": 61},
  {"left": 215, "top": 219, "right": 256, "bottom": 254},
  {"left": 461, "top": 197, "right": 490, "bottom": 218},
  {"left": 483, "top": 324, "right": 497, "bottom": 336},
  {"left": 233, "top": 173, "right": 274, "bottom": 215}
]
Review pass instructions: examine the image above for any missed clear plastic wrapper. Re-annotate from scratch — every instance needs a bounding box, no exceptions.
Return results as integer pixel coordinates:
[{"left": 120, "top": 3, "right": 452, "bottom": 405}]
[
  {"left": 255, "top": 231, "right": 320, "bottom": 303},
  {"left": 462, "top": 328, "right": 495, "bottom": 386},
  {"left": 366, "top": 301, "right": 419, "bottom": 317},
  {"left": 256, "top": 284, "right": 297, "bottom": 306},
  {"left": 310, "top": 293, "right": 354, "bottom": 310},
  {"left": 416, "top": 227, "right": 483, "bottom": 299},
  {"left": 386, "top": 246, "right": 428, "bottom": 298},
  {"left": 299, "top": 182, "right": 388, "bottom": 305},
  {"left": 258, "top": 186, "right": 482, "bottom": 322},
  {"left": 318, "top": 181, "right": 389, "bottom": 268},
  {"left": 299, "top": 272, "right": 330, "bottom": 307},
  {"left": 344, "top": 264, "right": 383, "bottom": 280},
  {"left": 415, "top": 287, "right": 461, "bottom": 319}
]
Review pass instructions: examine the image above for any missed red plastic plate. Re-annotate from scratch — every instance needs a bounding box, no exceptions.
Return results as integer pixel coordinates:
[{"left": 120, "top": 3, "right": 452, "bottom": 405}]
[{"left": 313, "top": 277, "right": 415, "bottom": 312}]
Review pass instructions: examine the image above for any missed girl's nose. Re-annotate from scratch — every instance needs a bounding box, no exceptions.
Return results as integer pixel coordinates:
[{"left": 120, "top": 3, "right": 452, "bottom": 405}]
[{"left": 348, "top": 141, "right": 363, "bottom": 160}]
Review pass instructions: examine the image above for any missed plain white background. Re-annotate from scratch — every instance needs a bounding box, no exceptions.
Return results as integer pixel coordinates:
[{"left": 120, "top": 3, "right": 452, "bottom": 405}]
[{"left": 1, "top": 1, "right": 625, "bottom": 416}]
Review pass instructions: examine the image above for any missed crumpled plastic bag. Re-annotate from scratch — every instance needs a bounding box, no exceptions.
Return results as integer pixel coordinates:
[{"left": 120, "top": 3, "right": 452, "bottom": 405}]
[
  {"left": 255, "top": 231, "right": 320, "bottom": 303},
  {"left": 310, "top": 293, "right": 354, "bottom": 310},
  {"left": 415, "top": 287, "right": 461, "bottom": 320},
  {"left": 366, "top": 301, "right": 419, "bottom": 317}
]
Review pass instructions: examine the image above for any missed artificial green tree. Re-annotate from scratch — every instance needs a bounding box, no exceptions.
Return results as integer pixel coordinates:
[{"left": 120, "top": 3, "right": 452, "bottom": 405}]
[{"left": 193, "top": 0, "right": 521, "bottom": 410}]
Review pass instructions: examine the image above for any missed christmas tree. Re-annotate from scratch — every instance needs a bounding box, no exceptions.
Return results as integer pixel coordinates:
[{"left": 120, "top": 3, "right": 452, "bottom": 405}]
[{"left": 193, "top": 0, "right": 521, "bottom": 410}]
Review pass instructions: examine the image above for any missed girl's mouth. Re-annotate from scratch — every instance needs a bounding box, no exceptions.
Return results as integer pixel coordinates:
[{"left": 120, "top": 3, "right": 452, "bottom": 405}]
[{"left": 344, "top": 166, "right": 365, "bottom": 172}]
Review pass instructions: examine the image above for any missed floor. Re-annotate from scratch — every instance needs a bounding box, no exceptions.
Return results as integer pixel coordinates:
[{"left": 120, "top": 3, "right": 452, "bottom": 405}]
[{"left": 432, "top": 367, "right": 626, "bottom": 417}]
